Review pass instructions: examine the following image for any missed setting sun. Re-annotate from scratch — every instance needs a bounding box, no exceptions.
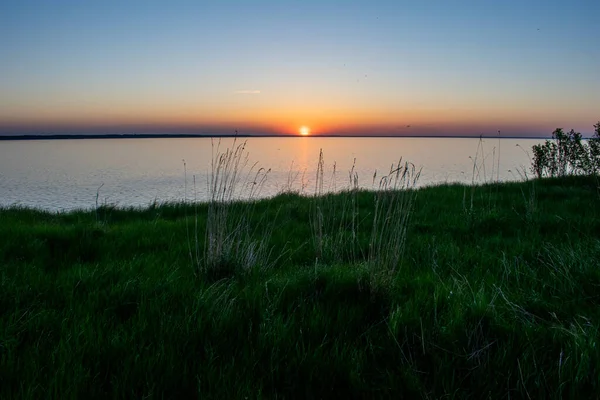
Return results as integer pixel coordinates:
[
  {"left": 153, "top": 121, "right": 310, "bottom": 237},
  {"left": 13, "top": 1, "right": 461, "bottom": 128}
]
[{"left": 299, "top": 126, "right": 310, "bottom": 136}]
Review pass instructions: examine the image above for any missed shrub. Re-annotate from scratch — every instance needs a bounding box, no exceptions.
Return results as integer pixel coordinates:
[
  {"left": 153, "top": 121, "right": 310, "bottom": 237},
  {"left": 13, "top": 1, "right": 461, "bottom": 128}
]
[
  {"left": 589, "top": 122, "right": 600, "bottom": 175},
  {"left": 531, "top": 122, "right": 600, "bottom": 178}
]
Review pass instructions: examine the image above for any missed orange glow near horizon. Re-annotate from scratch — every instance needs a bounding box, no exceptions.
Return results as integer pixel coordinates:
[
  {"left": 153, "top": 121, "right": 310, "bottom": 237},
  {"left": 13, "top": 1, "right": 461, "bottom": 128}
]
[{"left": 0, "top": 102, "right": 596, "bottom": 137}]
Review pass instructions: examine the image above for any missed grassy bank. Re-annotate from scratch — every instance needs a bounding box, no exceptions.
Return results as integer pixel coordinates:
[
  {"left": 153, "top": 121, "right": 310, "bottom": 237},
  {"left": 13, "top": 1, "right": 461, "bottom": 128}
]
[{"left": 1, "top": 175, "right": 599, "bottom": 398}]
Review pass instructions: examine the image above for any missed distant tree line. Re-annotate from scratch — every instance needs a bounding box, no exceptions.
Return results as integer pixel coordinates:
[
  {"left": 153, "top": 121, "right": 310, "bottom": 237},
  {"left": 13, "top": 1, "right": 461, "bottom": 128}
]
[{"left": 532, "top": 122, "right": 600, "bottom": 178}]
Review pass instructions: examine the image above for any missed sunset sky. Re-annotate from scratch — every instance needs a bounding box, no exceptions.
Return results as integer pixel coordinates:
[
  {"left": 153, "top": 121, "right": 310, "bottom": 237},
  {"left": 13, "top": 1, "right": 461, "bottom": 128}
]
[{"left": 1, "top": 0, "right": 598, "bottom": 137}]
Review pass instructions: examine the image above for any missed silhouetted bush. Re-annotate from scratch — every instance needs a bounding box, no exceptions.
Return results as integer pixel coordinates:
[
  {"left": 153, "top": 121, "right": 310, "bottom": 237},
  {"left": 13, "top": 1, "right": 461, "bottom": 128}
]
[
  {"left": 590, "top": 122, "right": 600, "bottom": 174},
  {"left": 532, "top": 122, "right": 600, "bottom": 178}
]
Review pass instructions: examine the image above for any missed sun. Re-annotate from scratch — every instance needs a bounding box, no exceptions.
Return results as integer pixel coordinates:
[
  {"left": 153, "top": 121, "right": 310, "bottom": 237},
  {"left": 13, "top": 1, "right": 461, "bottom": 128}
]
[{"left": 299, "top": 126, "right": 310, "bottom": 136}]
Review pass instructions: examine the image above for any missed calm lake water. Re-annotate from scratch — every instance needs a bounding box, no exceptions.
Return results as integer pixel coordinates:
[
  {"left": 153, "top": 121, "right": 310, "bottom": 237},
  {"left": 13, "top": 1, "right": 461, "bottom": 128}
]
[{"left": 0, "top": 137, "right": 544, "bottom": 211}]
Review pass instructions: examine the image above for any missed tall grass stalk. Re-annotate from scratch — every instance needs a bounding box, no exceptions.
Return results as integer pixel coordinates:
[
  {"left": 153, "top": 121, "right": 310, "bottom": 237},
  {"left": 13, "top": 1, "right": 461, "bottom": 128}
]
[
  {"left": 512, "top": 144, "right": 538, "bottom": 222},
  {"left": 462, "top": 136, "right": 506, "bottom": 222},
  {"left": 278, "top": 160, "right": 307, "bottom": 195},
  {"left": 328, "top": 158, "right": 361, "bottom": 263},
  {"left": 193, "top": 137, "right": 277, "bottom": 277},
  {"left": 183, "top": 160, "right": 194, "bottom": 267},
  {"left": 464, "top": 137, "right": 488, "bottom": 217},
  {"left": 368, "top": 159, "right": 420, "bottom": 291},
  {"left": 310, "top": 151, "right": 362, "bottom": 264},
  {"left": 311, "top": 149, "right": 326, "bottom": 262},
  {"left": 94, "top": 183, "right": 104, "bottom": 223}
]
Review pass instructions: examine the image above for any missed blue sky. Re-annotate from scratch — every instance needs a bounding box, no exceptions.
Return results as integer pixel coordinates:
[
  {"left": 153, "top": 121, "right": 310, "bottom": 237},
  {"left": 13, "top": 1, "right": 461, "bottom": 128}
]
[{"left": 1, "top": 0, "right": 598, "bottom": 136}]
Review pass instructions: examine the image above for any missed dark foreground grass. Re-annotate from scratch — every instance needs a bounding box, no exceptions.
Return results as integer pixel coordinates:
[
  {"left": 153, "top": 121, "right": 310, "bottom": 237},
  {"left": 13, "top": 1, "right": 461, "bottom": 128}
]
[{"left": 1, "top": 176, "right": 600, "bottom": 399}]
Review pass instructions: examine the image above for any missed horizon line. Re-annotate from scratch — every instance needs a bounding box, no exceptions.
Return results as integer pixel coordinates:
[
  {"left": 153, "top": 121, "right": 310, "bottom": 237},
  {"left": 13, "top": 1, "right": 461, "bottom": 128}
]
[{"left": 0, "top": 133, "right": 557, "bottom": 141}]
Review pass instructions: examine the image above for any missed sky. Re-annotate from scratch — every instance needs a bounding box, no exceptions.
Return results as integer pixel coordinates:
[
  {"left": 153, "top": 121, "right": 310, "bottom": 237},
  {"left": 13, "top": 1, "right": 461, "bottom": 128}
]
[{"left": 0, "top": 0, "right": 599, "bottom": 137}]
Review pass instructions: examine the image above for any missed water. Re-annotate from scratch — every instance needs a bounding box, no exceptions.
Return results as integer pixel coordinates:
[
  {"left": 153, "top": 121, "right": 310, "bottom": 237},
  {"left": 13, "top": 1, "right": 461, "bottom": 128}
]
[{"left": 0, "top": 137, "right": 544, "bottom": 211}]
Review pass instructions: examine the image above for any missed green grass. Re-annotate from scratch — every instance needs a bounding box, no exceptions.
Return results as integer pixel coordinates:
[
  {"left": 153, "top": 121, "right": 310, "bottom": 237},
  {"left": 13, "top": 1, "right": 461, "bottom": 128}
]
[{"left": 1, "top": 175, "right": 600, "bottom": 398}]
